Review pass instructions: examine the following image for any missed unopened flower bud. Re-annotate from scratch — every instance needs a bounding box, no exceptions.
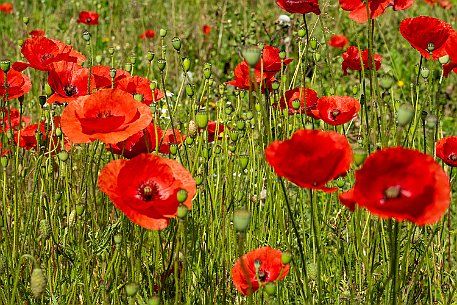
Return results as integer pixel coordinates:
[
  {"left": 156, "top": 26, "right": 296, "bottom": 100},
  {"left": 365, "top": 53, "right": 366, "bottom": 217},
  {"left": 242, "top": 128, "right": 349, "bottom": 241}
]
[{"left": 177, "top": 189, "right": 188, "bottom": 203}]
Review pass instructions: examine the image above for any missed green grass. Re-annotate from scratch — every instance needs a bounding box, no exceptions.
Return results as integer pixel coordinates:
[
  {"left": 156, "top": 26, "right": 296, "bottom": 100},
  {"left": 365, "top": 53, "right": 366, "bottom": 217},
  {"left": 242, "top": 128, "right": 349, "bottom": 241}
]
[{"left": 1, "top": 0, "right": 456, "bottom": 304}]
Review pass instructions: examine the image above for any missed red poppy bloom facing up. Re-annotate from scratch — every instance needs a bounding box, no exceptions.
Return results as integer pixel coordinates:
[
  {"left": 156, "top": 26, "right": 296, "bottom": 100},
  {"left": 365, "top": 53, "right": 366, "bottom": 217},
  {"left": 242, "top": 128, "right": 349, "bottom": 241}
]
[
  {"left": 339, "top": 0, "right": 414, "bottom": 23},
  {"left": 400, "top": 16, "right": 454, "bottom": 60},
  {"left": 339, "top": 147, "right": 450, "bottom": 225},
  {"left": 0, "top": 68, "right": 32, "bottom": 100},
  {"left": 159, "top": 129, "right": 186, "bottom": 154},
  {"left": 275, "top": 0, "right": 321, "bottom": 15},
  {"left": 29, "top": 29, "right": 45, "bottom": 37},
  {"left": 0, "top": 2, "right": 12, "bottom": 13},
  {"left": 47, "top": 62, "right": 95, "bottom": 104},
  {"left": 342, "top": 46, "right": 382, "bottom": 76},
  {"left": 140, "top": 30, "right": 156, "bottom": 40},
  {"left": 98, "top": 153, "right": 196, "bottom": 230},
  {"left": 109, "top": 122, "right": 163, "bottom": 159},
  {"left": 0, "top": 108, "right": 31, "bottom": 133},
  {"left": 115, "top": 75, "right": 165, "bottom": 105},
  {"left": 275, "top": 87, "right": 319, "bottom": 118},
  {"left": 328, "top": 35, "right": 349, "bottom": 49},
  {"left": 77, "top": 11, "right": 99, "bottom": 25},
  {"left": 436, "top": 136, "right": 457, "bottom": 167},
  {"left": 14, "top": 36, "right": 86, "bottom": 72},
  {"left": 313, "top": 96, "right": 361, "bottom": 126},
  {"left": 61, "top": 88, "right": 153, "bottom": 144},
  {"left": 202, "top": 24, "right": 211, "bottom": 35},
  {"left": 232, "top": 246, "right": 290, "bottom": 296},
  {"left": 265, "top": 129, "right": 352, "bottom": 192}
]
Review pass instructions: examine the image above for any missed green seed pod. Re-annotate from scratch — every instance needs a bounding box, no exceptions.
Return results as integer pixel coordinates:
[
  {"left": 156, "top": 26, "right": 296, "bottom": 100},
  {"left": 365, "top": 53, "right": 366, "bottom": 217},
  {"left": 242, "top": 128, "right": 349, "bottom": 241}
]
[
  {"left": 39, "top": 219, "right": 51, "bottom": 240},
  {"left": 291, "top": 99, "right": 301, "bottom": 110},
  {"left": 271, "top": 80, "right": 280, "bottom": 91},
  {"left": 336, "top": 178, "right": 345, "bottom": 188},
  {"left": 182, "top": 57, "right": 191, "bottom": 72},
  {"left": 239, "top": 155, "right": 249, "bottom": 170},
  {"left": 425, "top": 114, "right": 438, "bottom": 129},
  {"left": 134, "top": 94, "right": 143, "bottom": 102},
  {"left": 353, "top": 147, "right": 367, "bottom": 167},
  {"left": 95, "top": 55, "right": 102, "bottom": 64},
  {"left": 278, "top": 50, "right": 286, "bottom": 60},
  {"left": 439, "top": 55, "right": 449, "bottom": 65},
  {"left": 233, "top": 209, "right": 251, "bottom": 232},
  {"left": 397, "top": 102, "right": 414, "bottom": 127},
  {"left": 58, "top": 151, "right": 69, "bottom": 162},
  {"left": 147, "top": 296, "right": 160, "bottom": 305},
  {"left": 125, "top": 282, "right": 139, "bottom": 297},
  {"left": 109, "top": 68, "right": 116, "bottom": 79},
  {"left": 214, "top": 145, "right": 222, "bottom": 154},
  {"left": 195, "top": 174, "right": 203, "bottom": 186},
  {"left": 177, "top": 189, "right": 188, "bottom": 203},
  {"left": 195, "top": 111, "right": 208, "bottom": 129},
  {"left": 236, "top": 120, "right": 245, "bottom": 131},
  {"left": 380, "top": 76, "right": 394, "bottom": 90},
  {"left": 108, "top": 47, "right": 115, "bottom": 55},
  {"left": 17, "top": 39, "right": 24, "bottom": 47},
  {"left": 242, "top": 46, "right": 261, "bottom": 68},
  {"left": 172, "top": 37, "right": 181, "bottom": 51},
  {"left": 147, "top": 51, "right": 155, "bottom": 62},
  {"left": 124, "top": 63, "right": 132, "bottom": 73},
  {"left": 31, "top": 268, "right": 47, "bottom": 298},
  {"left": 150, "top": 81, "right": 157, "bottom": 91},
  {"left": 297, "top": 28, "right": 306, "bottom": 38},
  {"left": 307, "top": 262, "right": 318, "bottom": 281},
  {"left": 129, "top": 54, "right": 137, "bottom": 65},
  {"left": 0, "top": 156, "right": 8, "bottom": 168},
  {"left": 420, "top": 67, "right": 430, "bottom": 79},
  {"left": 159, "top": 28, "right": 167, "bottom": 38},
  {"left": 157, "top": 58, "right": 166, "bottom": 72},
  {"left": 185, "top": 137, "right": 194, "bottom": 146},
  {"left": 82, "top": 30, "right": 91, "bottom": 42},
  {"left": 22, "top": 17, "right": 30, "bottom": 25},
  {"left": 75, "top": 204, "right": 85, "bottom": 216},
  {"left": 169, "top": 144, "right": 178, "bottom": 155},
  {"left": 427, "top": 42, "right": 435, "bottom": 53},
  {"left": 0, "top": 60, "right": 11, "bottom": 73},
  {"left": 309, "top": 37, "right": 318, "bottom": 50},
  {"left": 55, "top": 127, "right": 62, "bottom": 137},
  {"left": 114, "top": 234, "right": 122, "bottom": 244},
  {"left": 177, "top": 205, "right": 188, "bottom": 219},
  {"left": 228, "top": 143, "right": 236, "bottom": 152},
  {"left": 203, "top": 67, "right": 211, "bottom": 79},
  {"left": 185, "top": 83, "right": 194, "bottom": 97},
  {"left": 264, "top": 282, "right": 276, "bottom": 296}
]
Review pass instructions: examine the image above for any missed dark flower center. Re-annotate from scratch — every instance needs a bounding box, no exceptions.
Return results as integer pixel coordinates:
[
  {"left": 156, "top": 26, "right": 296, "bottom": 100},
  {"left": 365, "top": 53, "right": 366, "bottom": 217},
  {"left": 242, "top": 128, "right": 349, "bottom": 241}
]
[
  {"left": 86, "top": 18, "right": 92, "bottom": 23},
  {"left": 331, "top": 109, "right": 341, "bottom": 119},
  {"left": 64, "top": 85, "right": 78, "bottom": 97},
  {"left": 96, "top": 111, "right": 113, "bottom": 118},
  {"left": 384, "top": 185, "right": 402, "bottom": 199},
  {"left": 40, "top": 53, "right": 53, "bottom": 63},
  {"left": 449, "top": 153, "right": 457, "bottom": 161},
  {"left": 138, "top": 182, "right": 159, "bottom": 201},
  {"left": 258, "top": 269, "right": 267, "bottom": 282}
]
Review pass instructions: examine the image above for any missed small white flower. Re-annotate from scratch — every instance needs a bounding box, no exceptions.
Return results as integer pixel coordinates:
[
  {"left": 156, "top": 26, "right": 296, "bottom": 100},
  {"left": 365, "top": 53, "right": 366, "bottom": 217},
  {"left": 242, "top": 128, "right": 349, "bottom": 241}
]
[{"left": 278, "top": 15, "right": 291, "bottom": 27}]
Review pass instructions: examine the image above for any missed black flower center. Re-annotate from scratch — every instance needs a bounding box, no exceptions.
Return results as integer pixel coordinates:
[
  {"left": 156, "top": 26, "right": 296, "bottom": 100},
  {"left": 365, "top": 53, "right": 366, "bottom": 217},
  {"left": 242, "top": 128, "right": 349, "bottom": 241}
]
[
  {"left": 86, "top": 18, "right": 92, "bottom": 23},
  {"left": 139, "top": 182, "right": 159, "bottom": 201},
  {"left": 258, "top": 269, "right": 267, "bottom": 282},
  {"left": 40, "top": 53, "right": 53, "bottom": 62},
  {"left": 449, "top": 153, "right": 457, "bottom": 161},
  {"left": 64, "top": 85, "right": 77, "bottom": 97},
  {"left": 331, "top": 109, "right": 341, "bottom": 119},
  {"left": 96, "top": 111, "right": 112, "bottom": 118}
]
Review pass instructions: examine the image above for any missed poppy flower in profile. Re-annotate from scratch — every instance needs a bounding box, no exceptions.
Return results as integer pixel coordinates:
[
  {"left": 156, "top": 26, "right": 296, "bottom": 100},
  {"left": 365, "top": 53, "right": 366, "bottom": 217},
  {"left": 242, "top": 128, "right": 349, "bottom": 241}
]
[
  {"left": 339, "top": 147, "right": 450, "bottom": 225},
  {"left": 158, "top": 129, "right": 186, "bottom": 154},
  {"left": 328, "top": 35, "right": 349, "bottom": 49},
  {"left": 200, "top": 120, "right": 226, "bottom": 143},
  {"left": 14, "top": 36, "right": 86, "bottom": 72},
  {"left": 98, "top": 153, "right": 196, "bottom": 230},
  {"left": 232, "top": 246, "right": 290, "bottom": 296},
  {"left": 265, "top": 129, "right": 352, "bottom": 192},
  {"left": 313, "top": 96, "right": 361, "bottom": 126},
  {"left": 91, "top": 65, "right": 131, "bottom": 89},
  {"left": 29, "top": 29, "right": 45, "bottom": 37},
  {"left": 339, "top": 0, "right": 414, "bottom": 23},
  {"left": 61, "top": 88, "right": 153, "bottom": 144},
  {"left": 342, "top": 46, "right": 382, "bottom": 76},
  {"left": 77, "top": 11, "right": 99, "bottom": 25},
  {"left": 274, "top": 87, "right": 319, "bottom": 117},
  {"left": 108, "top": 122, "right": 163, "bottom": 159},
  {"left": 0, "top": 108, "right": 31, "bottom": 133},
  {"left": 226, "top": 62, "right": 274, "bottom": 91},
  {"left": 116, "top": 75, "right": 164, "bottom": 105},
  {"left": 202, "top": 24, "right": 211, "bottom": 35},
  {"left": 15, "top": 116, "right": 71, "bottom": 152},
  {"left": 275, "top": 0, "right": 320, "bottom": 15},
  {"left": 400, "top": 16, "right": 454, "bottom": 60},
  {"left": 443, "top": 32, "right": 457, "bottom": 77},
  {"left": 436, "top": 136, "right": 457, "bottom": 167},
  {"left": 256, "top": 46, "right": 292, "bottom": 77},
  {"left": 46, "top": 61, "right": 95, "bottom": 104},
  {"left": 140, "top": 30, "right": 156, "bottom": 40},
  {"left": 0, "top": 68, "right": 32, "bottom": 100},
  {"left": 0, "top": 2, "right": 12, "bottom": 13},
  {"left": 443, "top": 62, "right": 457, "bottom": 77}
]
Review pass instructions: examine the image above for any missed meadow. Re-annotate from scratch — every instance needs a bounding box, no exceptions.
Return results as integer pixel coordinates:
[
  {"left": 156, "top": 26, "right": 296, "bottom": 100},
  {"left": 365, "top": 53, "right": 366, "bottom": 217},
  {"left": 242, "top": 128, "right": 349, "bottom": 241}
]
[{"left": 0, "top": 0, "right": 456, "bottom": 304}]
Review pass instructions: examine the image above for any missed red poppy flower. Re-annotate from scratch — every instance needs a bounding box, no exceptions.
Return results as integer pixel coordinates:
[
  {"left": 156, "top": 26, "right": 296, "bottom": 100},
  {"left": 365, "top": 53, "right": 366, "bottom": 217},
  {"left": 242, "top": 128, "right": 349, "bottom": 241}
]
[
  {"left": 0, "top": 107, "right": 31, "bottom": 133},
  {"left": 265, "top": 129, "right": 352, "bottom": 192},
  {"left": 232, "top": 246, "right": 290, "bottom": 296},
  {"left": 342, "top": 46, "right": 382, "bottom": 76},
  {"left": 400, "top": 16, "right": 454, "bottom": 60},
  {"left": 423, "top": 0, "right": 452, "bottom": 9},
  {"left": 257, "top": 46, "right": 293, "bottom": 77},
  {"left": 226, "top": 62, "right": 275, "bottom": 91},
  {"left": 0, "top": 2, "right": 12, "bottom": 13},
  {"left": 15, "top": 116, "right": 71, "bottom": 152},
  {"left": 339, "top": 0, "right": 414, "bottom": 23},
  {"left": 275, "top": 0, "right": 320, "bottom": 15},
  {"left": 202, "top": 24, "right": 211, "bottom": 35},
  {"left": 77, "top": 11, "right": 99, "bottom": 25},
  {"left": 98, "top": 153, "right": 196, "bottom": 230},
  {"left": 13, "top": 36, "right": 86, "bottom": 72},
  {"left": 0, "top": 143, "right": 9, "bottom": 156},
  {"left": 61, "top": 88, "right": 153, "bottom": 144},
  {"left": 46, "top": 61, "right": 95, "bottom": 104},
  {"left": 115, "top": 75, "right": 165, "bottom": 105},
  {"left": 436, "top": 136, "right": 457, "bottom": 167},
  {"left": 91, "top": 65, "right": 130, "bottom": 89},
  {"left": 158, "top": 129, "right": 186, "bottom": 154},
  {"left": 339, "top": 147, "right": 450, "bottom": 225},
  {"left": 313, "top": 96, "right": 361, "bottom": 126},
  {"left": 274, "top": 87, "right": 319, "bottom": 117},
  {"left": 328, "top": 35, "right": 349, "bottom": 49},
  {"left": 109, "top": 122, "right": 163, "bottom": 159},
  {"left": 29, "top": 29, "right": 45, "bottom": 37},
  {"left": 0, "top": 68, "right": 32, "bottom": 100},
  {"left": 443, "top": 62, "right": 457, "bottom": 77},
  {"left": 199, "top": 120, "right": 227, "bottom": 143},
  {"left": 140, "top": 30, "right": 156, "bottom": 40}
]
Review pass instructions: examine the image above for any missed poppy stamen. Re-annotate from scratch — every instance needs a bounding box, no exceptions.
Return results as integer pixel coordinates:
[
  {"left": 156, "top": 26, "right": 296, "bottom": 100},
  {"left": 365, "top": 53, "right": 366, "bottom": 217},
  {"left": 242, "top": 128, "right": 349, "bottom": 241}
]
[
  {"left": 258, "top": 269, "right": 267, "bottom": 282},
  {"left": 449, "top": 153, "right": 457, "bottom": 161},
  {"left": 86, "top": 18, "right": 92, "bottom": 23},
  {"left": 331, "top": 109, "right": 341, "bottom": 119},
  {"left": 40, "top": 53, "right": 53, "bottom": 62},
  {"left": 384, "top": 185, "right": 402, "bottom": 199},
  {"left": 64, "top": 85, "right": 78, "bottom": 97},
  {"left": 139, "top": 182, "right": 159, "bottom": 201}
]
